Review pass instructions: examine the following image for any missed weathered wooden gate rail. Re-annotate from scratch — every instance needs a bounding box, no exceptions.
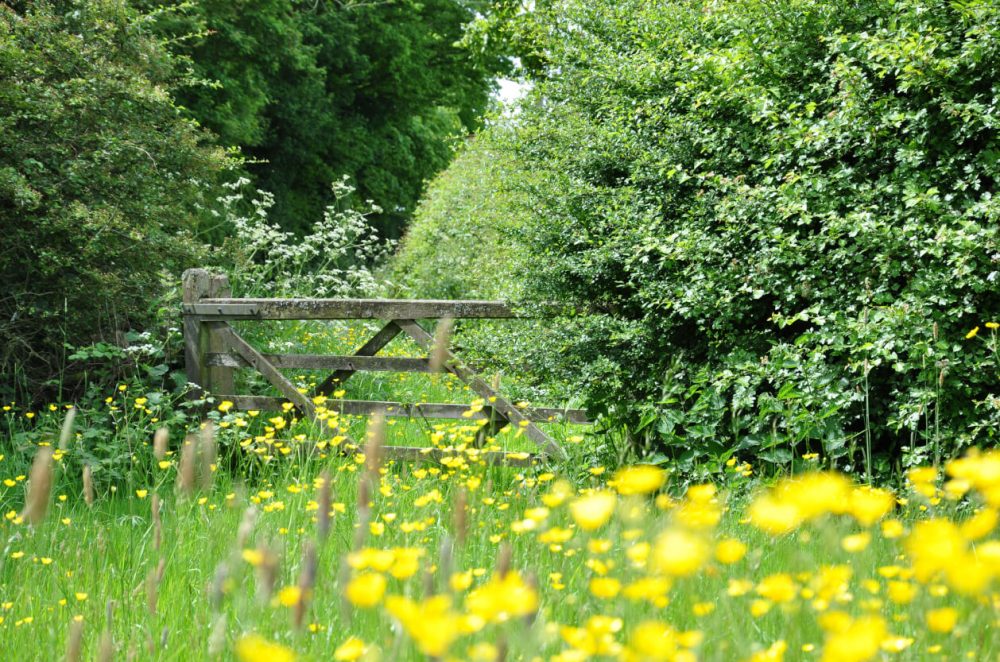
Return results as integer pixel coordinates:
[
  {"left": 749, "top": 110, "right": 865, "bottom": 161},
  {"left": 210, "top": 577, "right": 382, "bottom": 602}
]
[{"left": 182, "top": 269, "right": 585, "bottom": 465}]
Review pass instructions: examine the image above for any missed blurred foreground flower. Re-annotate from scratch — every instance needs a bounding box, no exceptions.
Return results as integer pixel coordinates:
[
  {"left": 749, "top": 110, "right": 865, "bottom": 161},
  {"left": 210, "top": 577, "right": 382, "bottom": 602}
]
[{"left": 235, "top": 634, "right": 296, "bottom": 662}]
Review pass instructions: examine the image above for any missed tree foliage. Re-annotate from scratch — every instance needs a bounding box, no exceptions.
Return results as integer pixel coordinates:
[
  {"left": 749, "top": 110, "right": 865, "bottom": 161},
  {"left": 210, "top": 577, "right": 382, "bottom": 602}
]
[
  {"left": 146, "top": 0, "right": 509, "bottom": 236},
  {"left": 409, "top": 0, "right": 1000, "bottom": 472},
  {"left": 0, "top": 1, "right": 225, "bottom": 398}
]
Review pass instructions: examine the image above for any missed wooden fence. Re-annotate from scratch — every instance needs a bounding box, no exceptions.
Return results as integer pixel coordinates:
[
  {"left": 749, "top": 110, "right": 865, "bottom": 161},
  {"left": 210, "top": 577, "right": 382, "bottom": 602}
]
[{"left": 182, "top": 269, "right": 586, "bottom": 465}]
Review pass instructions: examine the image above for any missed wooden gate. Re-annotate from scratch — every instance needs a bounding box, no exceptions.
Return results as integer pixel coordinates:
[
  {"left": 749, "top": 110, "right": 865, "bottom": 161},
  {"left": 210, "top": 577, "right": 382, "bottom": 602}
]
[{"left": 182, "top": 269, "right": 584, "bottom": 465}]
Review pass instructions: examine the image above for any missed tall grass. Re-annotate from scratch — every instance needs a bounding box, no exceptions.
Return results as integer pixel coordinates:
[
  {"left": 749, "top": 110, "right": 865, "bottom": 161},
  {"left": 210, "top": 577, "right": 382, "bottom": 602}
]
[{"left": 2, "top": 419, "right": 998, "bottom": 659}]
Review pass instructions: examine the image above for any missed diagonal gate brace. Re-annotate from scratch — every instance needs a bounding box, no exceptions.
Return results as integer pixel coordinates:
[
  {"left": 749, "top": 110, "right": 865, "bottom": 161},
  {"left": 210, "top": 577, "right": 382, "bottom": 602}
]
[
  {"left": 393, "top": 319, "right": 567, "bottom": 460},
  {"left": 313, "top": 320, "right": 402, "bottom": 396},
  {"left": 209, "top": 322, "right": 318, "bottom": 421}
]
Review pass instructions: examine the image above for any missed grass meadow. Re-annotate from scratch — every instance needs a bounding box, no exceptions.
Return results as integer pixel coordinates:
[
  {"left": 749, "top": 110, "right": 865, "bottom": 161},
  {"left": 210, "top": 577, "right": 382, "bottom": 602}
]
[{"left": 2, "top": 321, "right": 999, "bottom": 661}]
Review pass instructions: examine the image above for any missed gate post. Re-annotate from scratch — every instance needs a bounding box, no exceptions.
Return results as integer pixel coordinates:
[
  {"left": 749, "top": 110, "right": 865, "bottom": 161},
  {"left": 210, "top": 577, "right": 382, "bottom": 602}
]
[
  {"left": 182, "top": 269, "right": 211, "bottom": 395},
  {"left": 182, "top": 269, "right": 236, "bottom": 396},
  {"left": 206, "top": 273, "right": 235, "bottom": 395}
]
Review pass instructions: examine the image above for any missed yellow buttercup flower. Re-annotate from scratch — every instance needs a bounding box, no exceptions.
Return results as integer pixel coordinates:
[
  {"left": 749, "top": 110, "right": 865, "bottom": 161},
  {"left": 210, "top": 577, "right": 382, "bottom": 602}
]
[
  {"left": 589, "top": 577, "right": 622, "bottom": 599},
  {"left": 538, "top": 527, "right": 574, "bottom": 545},
  {"left": 748, "top": 495, "right": 803, "bottom": 535},
  {"left": 569, "top": 491, "right": 617, "bottom": 531},
  {"left": 629, "top": 620, "right": 688, "bottom": 659},
  {"left": 241, "top": 549, "right": 264, "bottom": 567},
  {"left": 880, "top": 519, "right": 905, "bottom": 539},
  {"left": 464, "top": 570, "right": 538, "bottom": 623},
  {"left": 692, "top": 601, "right": 715, "bottom": 617},
  {"left": 345, "top": 573, "right": 386, "bottom": 608},
  {"left": 333, "top": 637, "right": 367, "bottom": 661},
  {"left": 385, "top": 595, "right": 461, "bottom": 657},
  {"left": 810, "top": 565, "right": 852, "bottom": 604},
  {"left": 904, "top": 519, "right": 966, "bottom": 582},
  {"left": 652, "top": 528, "right": 708, "bottom": 577},
  {"left": 275, "top": 586, "right": 301, "bottom": 608},
  {"left": 750, "top": 640, "right": 788, "bottom": 662},
  {"left": 560, "top": 615, "right": 624, "bottom": 656},
  {"left": 348, "top": 548, "right": 396, "bottom": 572},
  {"left": 235, "top": 634, "right": 296, "bottom": 662},
  {"left": 819, "top": 614, "right": 886, "bottom": 662},
  {"left": 756, "top": 573, "right": 799, "bottom": 603},
  {"left": 714, "top": 538, "right": 747, "bottom": 564},
  {"left": 450, "top": 570, "right": 474, "bottom": 592},
  {"left": 926, "top": 607, "right": 958, "bottom": 634},
  {"left": 782, "top": 472, "right": 852, "bottom": 520},
  {"left": 841, "top": 532, "right": 871, "bottom": 553},
  {"left": 388, "top": 547, "right": 423, "bottom": 580},
  {"left": 960, "top": 507, "right": 997, "bottom": 540},
  {"left": 886, "top": 581, "right": 917, "bottom": 605},
  {"left": 612, "top": 465, "right": 666, "bottom": 495},
  {"left": 848, "top": 487, "right": 895, "bottom": 526}
]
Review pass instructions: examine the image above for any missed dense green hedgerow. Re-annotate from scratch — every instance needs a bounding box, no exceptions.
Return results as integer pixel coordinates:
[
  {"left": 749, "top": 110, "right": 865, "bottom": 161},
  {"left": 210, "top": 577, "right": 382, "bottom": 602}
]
[
  {"left": 388, "top": 135, "right": 591, "bottom": 406},
  {"left": 398, "top": 0, "right": 1000, "bottom": 475},
  {"left": 389, "top": 135, "right": 530, "bottom": 301}
]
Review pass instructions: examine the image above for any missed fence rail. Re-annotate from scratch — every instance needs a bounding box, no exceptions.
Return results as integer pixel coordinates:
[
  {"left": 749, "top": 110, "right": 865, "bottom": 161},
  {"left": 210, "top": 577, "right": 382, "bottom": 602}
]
[
  {"left": 182, "top": 269, "right": 586, "bottom": 465},
  {"left": 182, "top": 298, "right": 521, "bottom": 320}
]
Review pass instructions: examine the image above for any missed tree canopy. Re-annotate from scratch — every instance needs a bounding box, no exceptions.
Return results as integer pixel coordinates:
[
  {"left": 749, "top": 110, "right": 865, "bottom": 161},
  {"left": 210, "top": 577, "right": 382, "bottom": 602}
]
[{"left": 145, "top": 0, "right": 509, "bottom": 236}]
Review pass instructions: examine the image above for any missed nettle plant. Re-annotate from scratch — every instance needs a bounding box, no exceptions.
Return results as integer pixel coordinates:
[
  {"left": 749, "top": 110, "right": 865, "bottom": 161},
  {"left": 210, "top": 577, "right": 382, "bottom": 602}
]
[{"left": 220, "top": 176, "right": 394, "bottom": 299}]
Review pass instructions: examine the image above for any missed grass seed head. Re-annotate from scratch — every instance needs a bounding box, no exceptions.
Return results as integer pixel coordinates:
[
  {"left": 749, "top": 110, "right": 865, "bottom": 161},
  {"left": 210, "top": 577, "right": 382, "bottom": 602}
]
[
  {"left": 429, "top": 317, "right": 454, "bottom": 372},
  {"left": 58, "top": 407, "right": 76, "bottom": 450},
  {"left": 236, "top": 506, "right": 257, "bottom": 549},
  {"left": 317, "top": 470, "right": 332, "bottom": 542},
  {"left": 453, "top": 488, "right": 468, "bottom": 547},
  {"left": 97, "top": 630, "right": 114, "bottom": 662},
  {"left": 208, "top": 614, "right": 227, "bottom": 656},
  {"left": 147, "top": 558, "right": 166, "bottom": 615},
  {"left": 153, "top": 427, "right": 169, "bottom": 461},
  {"left": 496, "top": 542, "right": 512, "bottom": 579},
  {"left": 22, "top": 446, "right": 54, "bottom": 525},
  {"left": 83, "top": 464, "right": 94, "bottom": 507},
  {"left": 199, "top": 422, "right": 217, "bottom": 489},
  {"left": 422, "top": 566, "right": 435, "bottom": 597},
  {"left": 356, "top": 476, "right": 372, "bottom": 538},
  {"left": 294, "top": 542, "right": 318, "bottom": 629},
  {"left": 66, "top": 618, "right": 83, "bottom": 662},
  {"left": 151, "top": 495, "right": 162, "bottom": 552},
  {"left": 254, "top": 546, "right": 279, "bottom": 603},
  {"left": 439, "top": 535, "right": 454, "bottom": 591},
  {"left": 210, "top": 560, "right": 229, "bottom": 610},
  {"left": 178, "top": 434, "right": 197, "bottom": 497},
  {"left": 364, "top": 413, "right": 385, "bottom": 478}
]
